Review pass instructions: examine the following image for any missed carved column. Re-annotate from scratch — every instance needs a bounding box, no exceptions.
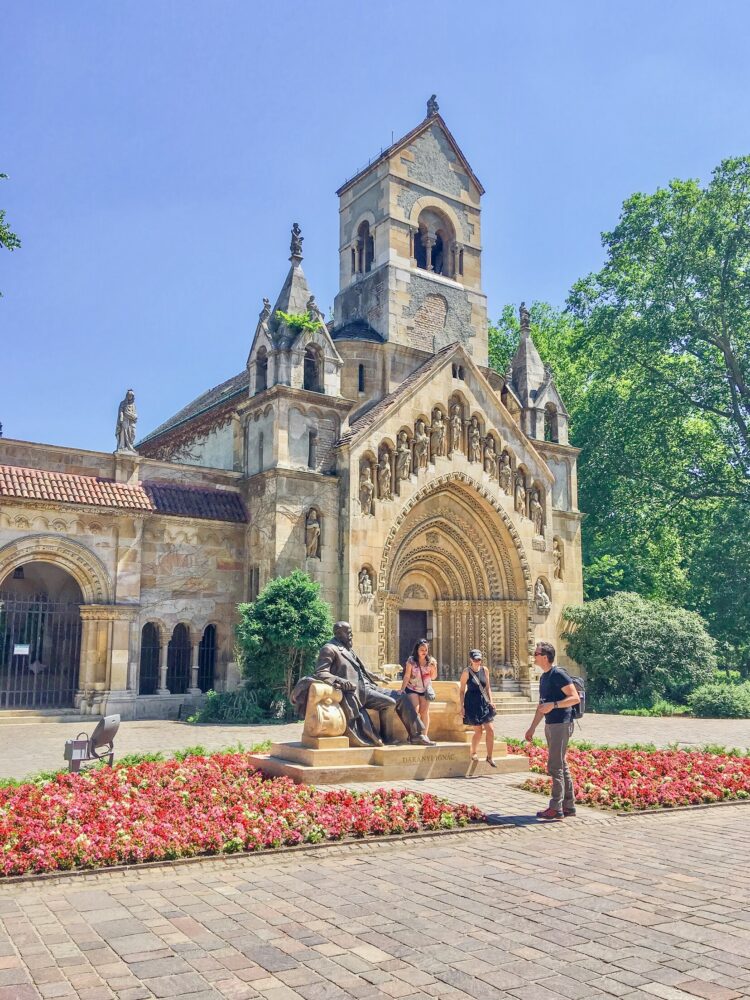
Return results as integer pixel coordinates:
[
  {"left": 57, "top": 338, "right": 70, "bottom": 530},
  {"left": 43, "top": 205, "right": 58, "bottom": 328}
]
[
  {"left": 189, "top": 639, "right": 201, "bottom": 695},
  {"left": 423, "top": 234, "right": 435, "bottom": 272},
  {"left": 158, "top": 630, "right": 169, "bottom": 695}
]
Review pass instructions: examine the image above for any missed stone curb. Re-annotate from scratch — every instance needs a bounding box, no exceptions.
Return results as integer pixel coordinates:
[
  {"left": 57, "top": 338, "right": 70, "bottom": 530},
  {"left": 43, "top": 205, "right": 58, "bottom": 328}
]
[{"left": 0, "top": 820, "right": 506, "bottom": 886}]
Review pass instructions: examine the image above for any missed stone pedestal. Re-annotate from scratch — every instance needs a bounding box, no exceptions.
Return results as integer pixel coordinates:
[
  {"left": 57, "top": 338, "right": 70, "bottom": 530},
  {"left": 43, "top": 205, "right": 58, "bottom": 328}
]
[{"left": 247, "top": 735, "right": 528, "bottom": 784}]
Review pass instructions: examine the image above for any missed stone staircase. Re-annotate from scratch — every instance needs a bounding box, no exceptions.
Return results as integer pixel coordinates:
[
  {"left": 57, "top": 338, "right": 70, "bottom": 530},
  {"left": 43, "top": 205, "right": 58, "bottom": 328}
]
[
  {"left": 0, "top": 708, "right": 92, "bottom": 726},
  {"left": 490, "top": 679, "right": 534, "bottom": 715}
]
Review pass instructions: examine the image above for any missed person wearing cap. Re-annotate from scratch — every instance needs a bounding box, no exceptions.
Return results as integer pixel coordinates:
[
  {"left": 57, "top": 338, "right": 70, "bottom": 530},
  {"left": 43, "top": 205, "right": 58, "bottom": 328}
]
[
  {"left": 459, "top": 650, "right": 497, "bottom": 765},
  {"left": 525, "top": 641, "right": 580, "bottom": 821}
]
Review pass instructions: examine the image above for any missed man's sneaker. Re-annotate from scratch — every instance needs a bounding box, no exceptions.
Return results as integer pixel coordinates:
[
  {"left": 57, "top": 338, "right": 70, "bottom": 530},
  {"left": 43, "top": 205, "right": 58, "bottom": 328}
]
[
  {"left": 536, "top": 807, "right": 564, "bottom": 821},
  {"left": 563, "top": 807, "right": 577, "bottom": 817}
]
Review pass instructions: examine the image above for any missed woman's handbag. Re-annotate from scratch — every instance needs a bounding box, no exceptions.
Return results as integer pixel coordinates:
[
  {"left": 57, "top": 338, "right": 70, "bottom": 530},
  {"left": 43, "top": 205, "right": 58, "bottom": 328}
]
[{"left": 423, "top": 682, "right": 436, "bottom": 702}]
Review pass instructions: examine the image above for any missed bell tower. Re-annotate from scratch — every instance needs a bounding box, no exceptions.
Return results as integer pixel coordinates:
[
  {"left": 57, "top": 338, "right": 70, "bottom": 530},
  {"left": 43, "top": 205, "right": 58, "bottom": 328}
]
[{"left": 332, "top": 97, "right": 489, "bottom": 373}]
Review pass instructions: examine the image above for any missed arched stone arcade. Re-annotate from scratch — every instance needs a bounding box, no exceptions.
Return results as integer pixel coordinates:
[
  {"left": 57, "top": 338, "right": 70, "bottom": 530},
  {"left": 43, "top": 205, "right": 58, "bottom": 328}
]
[{"left": 376, "top": 473, "right": 534, "bottom": 687}]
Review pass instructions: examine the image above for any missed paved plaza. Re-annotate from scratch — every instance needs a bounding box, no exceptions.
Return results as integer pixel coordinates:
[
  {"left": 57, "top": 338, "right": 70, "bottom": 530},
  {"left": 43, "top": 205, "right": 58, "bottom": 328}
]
[
  {"left": 2, "top": 716, "right": 750, "bottom": 999},
  {"left": 2, "top": 713, "right": 750, "bottom": 782},
  {"left": 2, "top": 799, "right": 750, "bottom": 1000}
]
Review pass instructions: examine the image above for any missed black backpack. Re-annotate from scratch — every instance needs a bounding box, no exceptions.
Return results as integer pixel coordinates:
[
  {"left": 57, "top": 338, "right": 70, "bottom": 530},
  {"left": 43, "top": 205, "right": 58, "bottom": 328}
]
[{"left": 569, "top": 676, "right": 586, "bottom": 719}]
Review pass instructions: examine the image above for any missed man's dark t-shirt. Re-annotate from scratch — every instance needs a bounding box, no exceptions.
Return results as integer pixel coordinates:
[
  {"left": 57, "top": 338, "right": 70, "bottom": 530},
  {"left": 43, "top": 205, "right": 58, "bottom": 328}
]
[{"left": 539, "top": 665, "right": 574, "bottom": 724}]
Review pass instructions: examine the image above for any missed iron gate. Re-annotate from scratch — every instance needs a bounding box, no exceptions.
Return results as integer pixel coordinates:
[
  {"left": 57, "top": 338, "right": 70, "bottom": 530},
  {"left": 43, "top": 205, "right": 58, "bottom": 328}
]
[{"left": 0, "top": 593, "right": 81, "bottom": 708}]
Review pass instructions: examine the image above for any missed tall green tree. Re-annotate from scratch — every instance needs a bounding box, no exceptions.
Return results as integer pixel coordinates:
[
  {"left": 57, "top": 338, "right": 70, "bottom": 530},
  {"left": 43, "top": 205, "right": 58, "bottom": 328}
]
[
  {"left": 488, "top": 158, "right": 750, "bottom": 668},
  {"left": 569, "top": 156, "right": 750, "bottom": 503},
  {"left": 236, "top": 570, "right": 333, "bottom": 701}
]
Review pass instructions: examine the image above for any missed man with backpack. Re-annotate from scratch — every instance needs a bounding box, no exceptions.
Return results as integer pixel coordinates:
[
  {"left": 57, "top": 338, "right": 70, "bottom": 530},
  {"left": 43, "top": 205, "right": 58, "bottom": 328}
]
[{"left": 525, "top": 641, "right": 581, "bottom": 821}]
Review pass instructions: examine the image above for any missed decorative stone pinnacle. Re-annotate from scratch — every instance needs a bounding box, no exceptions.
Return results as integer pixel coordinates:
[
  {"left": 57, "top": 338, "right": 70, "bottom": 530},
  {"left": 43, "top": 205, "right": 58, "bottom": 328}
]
[
  {"left": 290, "top": 222, "right": 303, "bottom": 261},
  {"left": 427, "top": 94, "right": 439, "bottom": 117},
  {"left": 519, "top": 301, "right": 531, "bottom": 333}
]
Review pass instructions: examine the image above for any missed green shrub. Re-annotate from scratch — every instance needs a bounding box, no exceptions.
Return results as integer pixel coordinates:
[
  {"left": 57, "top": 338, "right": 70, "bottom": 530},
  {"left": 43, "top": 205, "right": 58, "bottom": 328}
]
[
  {"left": 173, "top": 745, "right": 208, "bottom": 761},
  {"left": 688, "top": 682, "right": 750, "bottom": 719},
  {"left": 620, "top": 701, "right": 689, "bottom": 717},
  {"left": 236, "top": 570, "right": 333, "bottom": 702},
  {"left": 187, "top": 687, "right": 266, "bottom": 725},
  {"left": 563, "top": 592, "right": 717, "bottom": 703}
]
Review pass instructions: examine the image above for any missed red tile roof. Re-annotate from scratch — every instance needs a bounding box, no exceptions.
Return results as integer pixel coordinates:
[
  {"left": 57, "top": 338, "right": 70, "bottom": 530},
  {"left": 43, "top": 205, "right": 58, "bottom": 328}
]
[{"left": 0, "top": 465, "right": 247, "bottom": 523}]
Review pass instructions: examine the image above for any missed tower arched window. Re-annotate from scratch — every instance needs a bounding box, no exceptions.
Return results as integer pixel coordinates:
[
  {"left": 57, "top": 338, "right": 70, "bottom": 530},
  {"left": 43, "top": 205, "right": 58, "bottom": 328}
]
[
  {"left": 544, "top": 404, "right": 559, "bottom": 442},
  {"left": 415, "top": 208, "right": 456, "bottom": 277},
  {"left": 256, "top": 347, "right": 268, "bottom": 393},
  {"left": 304, "top": 345, "right": 322, "bottom": 392},
  {"left": 355, "top": 221, "right": 374, "bottom": 274},
  {"left": 308, "top": 428, "right": 318, "bottom": 469}
]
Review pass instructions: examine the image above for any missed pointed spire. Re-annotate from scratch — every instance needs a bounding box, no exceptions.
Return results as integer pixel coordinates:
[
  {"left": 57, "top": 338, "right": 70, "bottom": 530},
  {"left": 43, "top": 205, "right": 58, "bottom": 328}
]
[{"left": 510, "top": 301, "right": 546, "bottom": 404}]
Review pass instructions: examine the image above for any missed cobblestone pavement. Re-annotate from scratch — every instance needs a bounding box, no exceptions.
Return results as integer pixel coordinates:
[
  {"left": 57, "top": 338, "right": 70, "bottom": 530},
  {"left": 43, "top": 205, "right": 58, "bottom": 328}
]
[
  {"left": 2, "top": 803, "right": 750, "bottom": 999},
  {"left": 3, "top": 712, "right": 750, "bottom": 781}
]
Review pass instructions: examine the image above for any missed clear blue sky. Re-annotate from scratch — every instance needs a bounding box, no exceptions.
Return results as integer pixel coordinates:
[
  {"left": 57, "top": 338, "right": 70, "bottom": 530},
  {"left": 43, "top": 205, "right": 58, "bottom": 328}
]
[{"left": 3, "top": 1, "right": 749, "bottom": 453}]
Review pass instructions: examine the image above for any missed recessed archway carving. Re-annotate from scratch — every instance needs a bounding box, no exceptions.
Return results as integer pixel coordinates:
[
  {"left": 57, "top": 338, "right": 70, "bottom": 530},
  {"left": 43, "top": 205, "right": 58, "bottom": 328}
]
[{"left": 0, "top": 534, "right": 112, "bottom": 604}]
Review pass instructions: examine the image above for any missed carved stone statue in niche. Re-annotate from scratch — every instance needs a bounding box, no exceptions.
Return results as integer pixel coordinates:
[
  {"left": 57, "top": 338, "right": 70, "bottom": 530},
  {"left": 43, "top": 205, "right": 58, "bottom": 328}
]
[
  {"left": 430, "top": 408, "right": 445, "bottom": 458},
  {"left": 483, "top": 436, "right": 497, "bottom": 477},
  {"left": 358, "top": 568, "right": 373, "bottom": 597},
  {"left": 414, "top": 419, "right": 429, "bottom": 470},
  {"left": 515, "top": 474, "right": 527, "bottom": 517},
  {"left": 377, "top": 452, "right": 392, "bottom": 500},
  {"left": 305, "top": 509, "right": 321, "bottom": 559},
  {"left": 396, "top": 431, "right": 412, "bottom": 480},
  {"left": 553, "top": 537, "right": 564, "bottom": 580},
  {"left": 115, "top": 389, "right": 138, "bottom": 452},
  {"left": 499, "top": 452, "right": 513, "bottom": 495},
  {"left": 467, "top": 417, "right": 481, "bottom": 463},
  {"left": 535, "top": 578, "right": 551, "bottom": 614},
  {"left": 449, "top": 404, "right": 463, "bottom": 455},
  {"left": 529, "top": 489, "right": 544, "bottom": 536},
  {"left": 359, "top": 466, "right": 375, "bottom": 516}
]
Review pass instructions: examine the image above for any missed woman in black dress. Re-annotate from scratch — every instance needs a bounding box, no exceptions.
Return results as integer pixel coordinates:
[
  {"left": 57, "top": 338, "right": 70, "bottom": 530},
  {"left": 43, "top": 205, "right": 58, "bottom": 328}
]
[{"left": 459, "top": 649, "right": 496, "bottom": 765}]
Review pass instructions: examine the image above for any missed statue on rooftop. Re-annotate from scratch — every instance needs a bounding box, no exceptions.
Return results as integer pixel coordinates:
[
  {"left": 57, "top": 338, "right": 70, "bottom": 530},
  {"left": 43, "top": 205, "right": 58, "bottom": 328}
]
[
  {"left": 306, "top": 294, "right": 324, "bottom": 324},
  {"left": 290, "top": 222, "right": 303, "bottom": 258},
  {"left": 519, "top": 301, "right": 531, "bottom": 333},
  {"left": 115, "top": 389, "right": 138, "bottom": 453},
  {"left": 427, "top": 94, "right": 439, "bottom": 117}
]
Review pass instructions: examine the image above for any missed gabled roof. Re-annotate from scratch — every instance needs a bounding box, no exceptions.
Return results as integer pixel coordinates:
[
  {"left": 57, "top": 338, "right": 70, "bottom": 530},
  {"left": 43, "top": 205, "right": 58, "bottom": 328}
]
[
  {"left": 138, "top": 369, "right": 249, "bottom": 450},
  {"left": 337, "top": 343, "right": 459, "bottom": 444},
  {"left": 337, "top": 112, "right": 485, "bottom": 197}
]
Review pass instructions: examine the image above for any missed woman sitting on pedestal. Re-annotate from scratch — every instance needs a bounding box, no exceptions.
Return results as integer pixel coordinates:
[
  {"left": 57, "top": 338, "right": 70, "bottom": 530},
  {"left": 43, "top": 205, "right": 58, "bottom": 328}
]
[{"left": 401, "top": 638, "right": 438, "bottom": 737}]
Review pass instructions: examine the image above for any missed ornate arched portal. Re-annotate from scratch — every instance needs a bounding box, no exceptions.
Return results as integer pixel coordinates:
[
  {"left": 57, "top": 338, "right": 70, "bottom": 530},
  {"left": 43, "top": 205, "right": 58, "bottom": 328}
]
[{"left": 377, "top": 473, "right": 533, "bottom": 686}]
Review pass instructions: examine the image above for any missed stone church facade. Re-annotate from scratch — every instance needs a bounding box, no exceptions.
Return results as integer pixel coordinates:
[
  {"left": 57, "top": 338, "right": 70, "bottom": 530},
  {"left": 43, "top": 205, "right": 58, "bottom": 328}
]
[{"left": 0, "top": 99, "right": 582, "bottom": 719}]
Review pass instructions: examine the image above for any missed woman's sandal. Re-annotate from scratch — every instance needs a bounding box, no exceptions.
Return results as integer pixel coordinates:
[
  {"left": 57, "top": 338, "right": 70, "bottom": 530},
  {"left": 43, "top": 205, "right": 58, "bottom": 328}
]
[
  {"left": 486, "top": 757, "right": 497, "bottom": 767},
  {"left": 470, "top": 753, "right": 479, "bottom": 762}
]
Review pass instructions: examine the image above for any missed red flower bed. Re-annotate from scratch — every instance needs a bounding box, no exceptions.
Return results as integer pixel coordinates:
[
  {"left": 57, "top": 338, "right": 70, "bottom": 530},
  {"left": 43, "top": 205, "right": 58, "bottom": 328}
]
[
  {"left": 0, "top": 753, "right": 485, "bottom": 877},
  {"left": 509, "top": 743, "right": 750, "bottom": 811}
]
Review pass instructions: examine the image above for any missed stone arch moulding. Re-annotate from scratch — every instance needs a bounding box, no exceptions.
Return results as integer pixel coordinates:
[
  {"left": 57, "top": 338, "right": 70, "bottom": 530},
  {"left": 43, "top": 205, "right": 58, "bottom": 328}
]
[
  {"left": 377, "top": 472, "right": 532, "bottom": 600},
  {"left": 0, "top": 533, "right": 113, "bottom": 604},
  {"left": 407, "top": 196, "right": 466, "bottom": 248},
  {"left": 376, "top": 472, "right": 535, "bottom": 666}
]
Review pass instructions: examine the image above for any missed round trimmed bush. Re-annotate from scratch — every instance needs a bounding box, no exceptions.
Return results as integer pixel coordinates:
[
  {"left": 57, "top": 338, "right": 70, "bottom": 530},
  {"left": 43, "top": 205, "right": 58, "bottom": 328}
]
[
  {"left": 688, "top": 682, "right": 750, "bottom": 719},
  {"left": 563, "top": 592, "right": 717, "bottom": 703}
]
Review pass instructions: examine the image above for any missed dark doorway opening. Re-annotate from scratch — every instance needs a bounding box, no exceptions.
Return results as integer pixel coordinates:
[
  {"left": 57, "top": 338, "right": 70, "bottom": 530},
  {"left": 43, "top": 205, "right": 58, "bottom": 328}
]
[{"left": 398, "top": 610, "right": 428, "bottom": 670}]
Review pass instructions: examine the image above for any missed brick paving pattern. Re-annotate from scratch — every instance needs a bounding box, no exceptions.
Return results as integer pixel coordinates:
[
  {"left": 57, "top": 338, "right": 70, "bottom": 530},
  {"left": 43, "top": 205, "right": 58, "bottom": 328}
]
[{"left": 1, "top": 804, "right": 750, "bottom": 999}]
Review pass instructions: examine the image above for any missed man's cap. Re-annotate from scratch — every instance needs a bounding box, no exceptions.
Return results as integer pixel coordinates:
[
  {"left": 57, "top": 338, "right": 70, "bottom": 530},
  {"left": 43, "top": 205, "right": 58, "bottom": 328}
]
[{"left": 469, "top": 649, "right": 482, "bottom": 660}]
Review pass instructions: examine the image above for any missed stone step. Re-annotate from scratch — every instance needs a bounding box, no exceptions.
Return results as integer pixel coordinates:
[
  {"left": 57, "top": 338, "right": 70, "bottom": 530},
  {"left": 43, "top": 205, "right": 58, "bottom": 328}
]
[
  {"left": 0, "top": 709, "right": 91, "bottom": 725},
  {"left": 249, "top": 739, "right": 529, "bottom": 784}
]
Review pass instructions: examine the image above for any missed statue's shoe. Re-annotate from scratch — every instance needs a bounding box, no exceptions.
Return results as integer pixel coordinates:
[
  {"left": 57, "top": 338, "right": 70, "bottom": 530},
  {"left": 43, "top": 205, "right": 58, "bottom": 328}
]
[
  {"left": 409, "top": 735, "right": 437, "bottom": 747},
  {"left": 348, "top": 730, "right": 383, "bottom": 748}
]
